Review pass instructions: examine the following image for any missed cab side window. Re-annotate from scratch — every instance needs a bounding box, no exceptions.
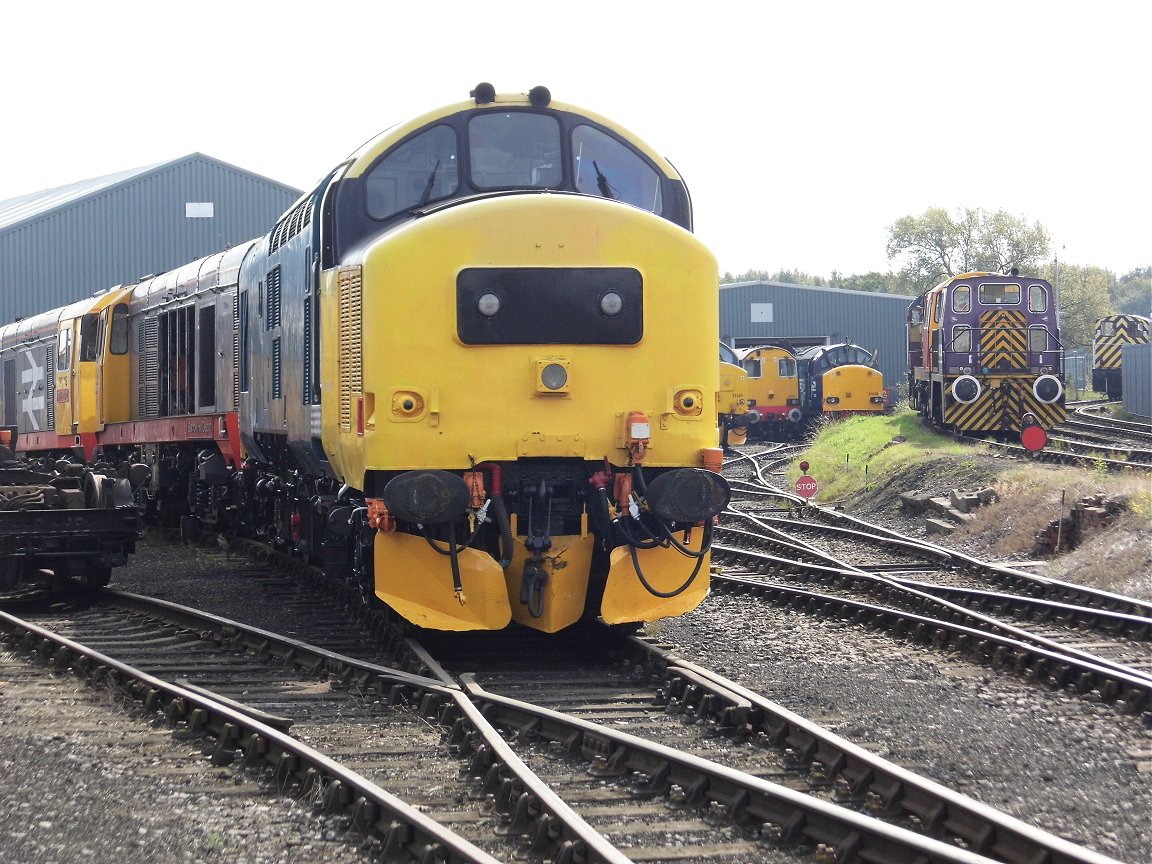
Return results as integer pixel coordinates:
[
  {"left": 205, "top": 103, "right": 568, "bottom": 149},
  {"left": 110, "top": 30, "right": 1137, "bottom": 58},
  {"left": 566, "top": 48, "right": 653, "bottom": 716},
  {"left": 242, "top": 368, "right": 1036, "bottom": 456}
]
[
  {"left": 57, "top": 327, "right": 71, "bottom": 371},
  {"left": 1028, "top": 284, "right": 1047, "bottom": 312},
  {"left": 110, "top": 304, "right": 130, "bottom": 354},
  {"left": 952, "top": 286, "right": 971, "bottom": 313}
]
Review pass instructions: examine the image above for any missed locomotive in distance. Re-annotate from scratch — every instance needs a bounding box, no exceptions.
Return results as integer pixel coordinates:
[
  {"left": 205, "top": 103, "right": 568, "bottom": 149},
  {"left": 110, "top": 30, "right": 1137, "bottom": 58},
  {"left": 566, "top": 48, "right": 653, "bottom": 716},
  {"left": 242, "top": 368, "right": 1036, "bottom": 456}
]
[
  {"left": 0, "top": 83, "right": 731, "bottom": 633},
  {"left": 718, "top": 341, "right": 887, "bottom": 444},
  {"left": 906, "top": 270, "right": 1066, "bottom": 438},
  {"left": 1092, "top": 313, "right": 1149, "bottom": 400}
]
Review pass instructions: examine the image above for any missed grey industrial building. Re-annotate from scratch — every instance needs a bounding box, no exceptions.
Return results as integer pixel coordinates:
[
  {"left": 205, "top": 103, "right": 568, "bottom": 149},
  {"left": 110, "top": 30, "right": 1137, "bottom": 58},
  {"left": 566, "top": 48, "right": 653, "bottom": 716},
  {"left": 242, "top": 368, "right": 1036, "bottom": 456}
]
[
  {"left": 0, "top": 155, "right": 302, "bottom": 325},
  {"left": 719, "top": 280, "right": 913, "bottom": 401}
]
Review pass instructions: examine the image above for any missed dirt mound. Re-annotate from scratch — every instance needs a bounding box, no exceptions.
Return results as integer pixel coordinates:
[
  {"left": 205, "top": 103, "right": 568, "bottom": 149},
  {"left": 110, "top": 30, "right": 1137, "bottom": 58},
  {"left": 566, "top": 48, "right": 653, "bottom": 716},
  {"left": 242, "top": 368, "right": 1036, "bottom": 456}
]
[{"left": 836, "top": 452, "right": 1151, "bottom": 601}]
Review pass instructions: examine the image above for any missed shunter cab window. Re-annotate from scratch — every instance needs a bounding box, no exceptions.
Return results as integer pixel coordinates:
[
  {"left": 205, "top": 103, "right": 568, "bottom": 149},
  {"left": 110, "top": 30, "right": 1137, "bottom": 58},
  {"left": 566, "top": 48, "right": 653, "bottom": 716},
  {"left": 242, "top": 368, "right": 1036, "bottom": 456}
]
[
  {"left": 469, "top": 112, "right": 561, "bottom": 188},
  {"left": 952, "top": 286, "right": 971, "bottom": 313},
  {"left": 571, "top": 124, "right": 662, "bottom": 213},
  {"left": 1099, "top": 321, "right": 1114, "bottom": 337},
  {"left": 979, "top": 283, "right": 1021, "bottom": 305},
  {"left": 1028, "top": 284, "right": 1047, "bottom": 312},
  {"left": 364, "top": 125, "right": 459, "bottom": 220}
]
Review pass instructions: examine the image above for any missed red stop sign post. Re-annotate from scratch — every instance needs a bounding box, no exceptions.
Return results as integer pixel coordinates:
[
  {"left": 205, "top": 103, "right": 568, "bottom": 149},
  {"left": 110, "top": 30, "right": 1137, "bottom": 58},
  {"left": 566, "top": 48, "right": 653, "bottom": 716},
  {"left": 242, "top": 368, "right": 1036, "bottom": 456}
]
[{"left": 795, "top": 474, "right": 819, "bottom": 499}]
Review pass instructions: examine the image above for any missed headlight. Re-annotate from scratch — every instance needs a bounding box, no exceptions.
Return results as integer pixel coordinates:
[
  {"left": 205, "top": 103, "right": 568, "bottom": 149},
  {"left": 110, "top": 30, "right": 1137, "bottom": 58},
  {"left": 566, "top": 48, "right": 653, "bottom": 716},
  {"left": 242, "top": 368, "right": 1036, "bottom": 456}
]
[
  {"left": 952, "top": 375, "right": 981, "bottom": 404},
  {"left": 476, "top": 292, "right": 501, "bottom": 317},
  {"left": 599, "top": 291, "right": 624, "bottom": 316},
  {"left": 1033, "top": 375, "right": 1063, "bottom": 404},
  {"left": 539, "top": 362, "right": 569, "bottom": 391}
]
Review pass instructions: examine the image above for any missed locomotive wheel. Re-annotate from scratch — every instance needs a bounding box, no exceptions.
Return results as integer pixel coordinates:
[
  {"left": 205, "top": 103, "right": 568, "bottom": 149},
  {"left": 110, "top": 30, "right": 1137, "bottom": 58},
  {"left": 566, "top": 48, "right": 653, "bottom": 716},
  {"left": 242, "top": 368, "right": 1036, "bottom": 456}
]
[
  {"left": 84, "top": 564, "right": 112, "bottom": 589},
  {"left": 82, "top": 472, "right": 109, "bottom": 509},
  {"left": 0, "top": 556, "right": 24, "bottom": 590}
]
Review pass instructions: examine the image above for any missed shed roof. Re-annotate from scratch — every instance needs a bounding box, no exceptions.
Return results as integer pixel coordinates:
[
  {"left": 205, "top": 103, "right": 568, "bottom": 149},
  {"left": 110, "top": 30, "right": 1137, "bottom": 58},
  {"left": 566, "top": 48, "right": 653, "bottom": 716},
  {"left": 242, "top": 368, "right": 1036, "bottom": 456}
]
[
  {"left": 720, "top": 278, "right": 913, "bottom": 304},
  {"left": 0, "top": 153, "right": 299, "bottom": 234}
]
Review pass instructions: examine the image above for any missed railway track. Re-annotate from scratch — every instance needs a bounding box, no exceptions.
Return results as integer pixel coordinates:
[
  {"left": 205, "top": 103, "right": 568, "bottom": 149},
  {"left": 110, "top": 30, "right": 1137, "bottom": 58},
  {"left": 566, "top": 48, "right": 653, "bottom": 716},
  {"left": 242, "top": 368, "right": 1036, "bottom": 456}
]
[
  {"left": 0, "top": 586, "right": 1127, "bottom": 864},
  {"left": 0, "top": 438, "right": 1145, "bottom": 863},
  {"left": 717, "top": 452, "right": 1151, "bottom": 708}
]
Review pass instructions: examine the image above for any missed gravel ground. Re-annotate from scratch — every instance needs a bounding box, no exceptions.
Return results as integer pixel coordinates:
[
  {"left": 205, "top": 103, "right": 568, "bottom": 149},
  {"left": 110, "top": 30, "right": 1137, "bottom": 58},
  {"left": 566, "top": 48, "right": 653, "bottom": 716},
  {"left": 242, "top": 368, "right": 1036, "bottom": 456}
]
[{"left": 1, "top": 521, "right": 1149, "bottom": 864}]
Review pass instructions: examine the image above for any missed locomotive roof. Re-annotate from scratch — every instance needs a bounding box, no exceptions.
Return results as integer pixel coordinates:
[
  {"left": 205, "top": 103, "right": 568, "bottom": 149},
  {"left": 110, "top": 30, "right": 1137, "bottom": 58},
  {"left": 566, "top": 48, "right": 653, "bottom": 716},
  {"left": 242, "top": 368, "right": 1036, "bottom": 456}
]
[{"left": 339, "top": 86, "right": 684, "bottom": 185}]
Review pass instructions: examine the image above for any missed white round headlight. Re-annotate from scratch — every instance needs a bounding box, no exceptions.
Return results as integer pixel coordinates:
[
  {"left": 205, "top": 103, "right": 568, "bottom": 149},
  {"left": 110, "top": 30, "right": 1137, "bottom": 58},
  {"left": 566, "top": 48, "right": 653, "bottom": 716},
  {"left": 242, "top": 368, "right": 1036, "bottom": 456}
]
[{"left": 951, "top": 374, "right": 981, "bottom": 405}]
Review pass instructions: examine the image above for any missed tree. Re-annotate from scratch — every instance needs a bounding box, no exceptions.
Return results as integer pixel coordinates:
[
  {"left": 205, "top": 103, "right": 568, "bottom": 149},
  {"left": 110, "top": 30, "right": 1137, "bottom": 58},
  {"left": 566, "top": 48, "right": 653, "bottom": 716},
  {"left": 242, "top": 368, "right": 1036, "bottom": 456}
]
[
  {"left": 1038, "top": 263, "right": 1115, "bottom": 353},
  {"left": 1111, "top": 267, "right": 1151, "bottom": 317},
  {"left": 720, "top": 269, "right": 826, "bottom": 286},
  {"left": 829, "top": 271, "right": 906, "bottom": 294},
  {"left": 886, "top": 207, "right": 1050, "bottom": 293}
]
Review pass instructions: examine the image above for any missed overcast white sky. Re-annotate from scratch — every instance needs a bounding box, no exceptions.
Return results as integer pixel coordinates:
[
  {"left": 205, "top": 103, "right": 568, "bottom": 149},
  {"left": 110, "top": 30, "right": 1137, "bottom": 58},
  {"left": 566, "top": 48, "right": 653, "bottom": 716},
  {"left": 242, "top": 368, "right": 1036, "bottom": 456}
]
[{"left": 3, "top": 1, "right": 1147, "bottom": 278}]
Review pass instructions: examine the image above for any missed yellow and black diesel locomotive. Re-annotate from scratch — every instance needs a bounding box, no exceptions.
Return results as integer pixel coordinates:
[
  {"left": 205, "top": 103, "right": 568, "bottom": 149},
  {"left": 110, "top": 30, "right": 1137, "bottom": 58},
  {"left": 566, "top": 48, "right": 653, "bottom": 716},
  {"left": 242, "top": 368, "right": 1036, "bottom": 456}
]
[
  {"left": 0, "top": 85, "right": 730, "bottom": 632},
  {"left": 907, "top": 270, "right": 1066, "bottom": 436},
  {"left": 793, "top": 342, "right": 886, "bottom": 421},
  {"left": 1092, "top": 313, "right": 1150, "bottom": 399}
]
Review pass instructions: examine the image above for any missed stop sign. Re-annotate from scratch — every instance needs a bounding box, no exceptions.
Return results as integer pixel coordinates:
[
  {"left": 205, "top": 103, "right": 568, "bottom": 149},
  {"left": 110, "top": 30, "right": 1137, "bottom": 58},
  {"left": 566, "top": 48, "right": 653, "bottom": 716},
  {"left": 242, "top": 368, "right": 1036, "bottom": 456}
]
[
  {"left": 795, "top": 474, "right": 818, "bottom": 498},
  {"left": 1020, "top": 424, "right": 1048, "bottom": 452}
]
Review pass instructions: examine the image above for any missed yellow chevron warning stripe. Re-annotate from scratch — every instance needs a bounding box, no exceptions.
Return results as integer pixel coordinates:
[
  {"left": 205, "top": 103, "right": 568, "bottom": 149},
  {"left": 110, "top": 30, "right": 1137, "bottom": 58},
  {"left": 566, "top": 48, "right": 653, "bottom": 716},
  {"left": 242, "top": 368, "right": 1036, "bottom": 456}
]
[{"left": 979, "top": 310, "right": 1028, "bottom": 370}]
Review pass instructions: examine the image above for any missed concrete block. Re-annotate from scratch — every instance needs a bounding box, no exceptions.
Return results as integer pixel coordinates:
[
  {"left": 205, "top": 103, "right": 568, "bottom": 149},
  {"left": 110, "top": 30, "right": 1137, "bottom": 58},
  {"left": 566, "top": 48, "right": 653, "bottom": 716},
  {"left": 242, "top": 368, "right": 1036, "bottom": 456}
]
[{"left": 926, "top": 518, "right": 957, "bottom": 535}]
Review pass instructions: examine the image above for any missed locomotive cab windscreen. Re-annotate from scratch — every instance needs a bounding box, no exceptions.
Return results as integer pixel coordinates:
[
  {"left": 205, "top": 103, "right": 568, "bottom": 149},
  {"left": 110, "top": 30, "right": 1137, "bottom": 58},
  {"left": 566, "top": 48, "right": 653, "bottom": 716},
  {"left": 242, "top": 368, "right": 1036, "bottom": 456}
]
[{"left": 327, "top": 100, "right": 693, "bottom": 261}]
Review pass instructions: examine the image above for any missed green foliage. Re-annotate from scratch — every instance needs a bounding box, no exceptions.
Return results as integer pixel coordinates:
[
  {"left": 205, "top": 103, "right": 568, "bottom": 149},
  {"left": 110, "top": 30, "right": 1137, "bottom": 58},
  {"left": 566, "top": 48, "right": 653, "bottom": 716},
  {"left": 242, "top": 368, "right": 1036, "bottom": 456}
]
[
  {"left": 1111, "top": 267, "right": 1151, "bottom": 317},
  {"left": 829, "top": 271, "right": 904, "bottom": 294},
  {"left": 1035, "top": 262, "right": 1116, "bottom": 352},
  {"left": 789, "top": 408, "right": 968, "bottom": 502},
  {"left": 720, "top": 268, "right": 827, "bottom": 286},
  {"left": 885, "top": 207, "right": 1050, "bottom": 293}
]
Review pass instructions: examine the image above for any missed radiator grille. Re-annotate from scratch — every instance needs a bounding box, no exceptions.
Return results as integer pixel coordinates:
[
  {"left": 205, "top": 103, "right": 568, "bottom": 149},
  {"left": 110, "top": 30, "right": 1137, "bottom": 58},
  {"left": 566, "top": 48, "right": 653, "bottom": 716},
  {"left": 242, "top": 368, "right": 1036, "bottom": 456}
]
[
  {"left": 266, "top": 265, "right": 282, "bottom": 330},
  {"left": 232, "top": 295, "right": 240, "bottom": 407},
  {"left": 45, "top": 352, "right": 55, "bottom": 430},
  {"left": 338, "top": 267, "right": 363, "bottom": 432},
  {"left": 303, "top": 296, "right": 313, "bottom": 405},
  {"left": 272, "top": 337, "right": 282, "bottom": 400},
  {"left": 139, "top": 318, "right": 159, "bottom": 419}
]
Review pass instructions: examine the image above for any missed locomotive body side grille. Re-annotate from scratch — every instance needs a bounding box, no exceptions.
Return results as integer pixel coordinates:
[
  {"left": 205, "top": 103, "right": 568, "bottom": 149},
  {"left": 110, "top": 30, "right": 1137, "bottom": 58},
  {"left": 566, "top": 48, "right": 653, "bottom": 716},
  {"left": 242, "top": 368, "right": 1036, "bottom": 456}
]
[
  {"left": 338, "top": 267, "right": 363, "bottom": 432},
  {"left": 45, "top": 352, "right": 55, "bottom": 431},
  {"left": 139, "top": 318, "right": 159, "bottom": 419}
]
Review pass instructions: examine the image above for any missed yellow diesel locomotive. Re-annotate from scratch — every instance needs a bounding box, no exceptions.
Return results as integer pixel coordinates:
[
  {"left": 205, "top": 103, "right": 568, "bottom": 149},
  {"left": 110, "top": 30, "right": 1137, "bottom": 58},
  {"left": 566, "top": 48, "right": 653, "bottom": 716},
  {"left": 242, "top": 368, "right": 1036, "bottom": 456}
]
[{"left": 0, "top": 85, "right": 730, "bottom": 633}]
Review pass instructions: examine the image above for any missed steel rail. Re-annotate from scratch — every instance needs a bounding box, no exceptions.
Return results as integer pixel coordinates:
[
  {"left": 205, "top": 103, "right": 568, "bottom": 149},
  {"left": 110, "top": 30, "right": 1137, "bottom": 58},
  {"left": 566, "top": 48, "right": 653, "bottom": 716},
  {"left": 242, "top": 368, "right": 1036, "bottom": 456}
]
[
  {"left": 460, "top": 675, "right": 1123, "bottom": 864},
  {"left": 711, "top": 574, "right": 1151, "bottom": 713},
  {"left": 0, "top": 607, "right": 503, "bottom": 864},
  {"left": 629, "top": 641, "right": 1128, "bottom": 864}
]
